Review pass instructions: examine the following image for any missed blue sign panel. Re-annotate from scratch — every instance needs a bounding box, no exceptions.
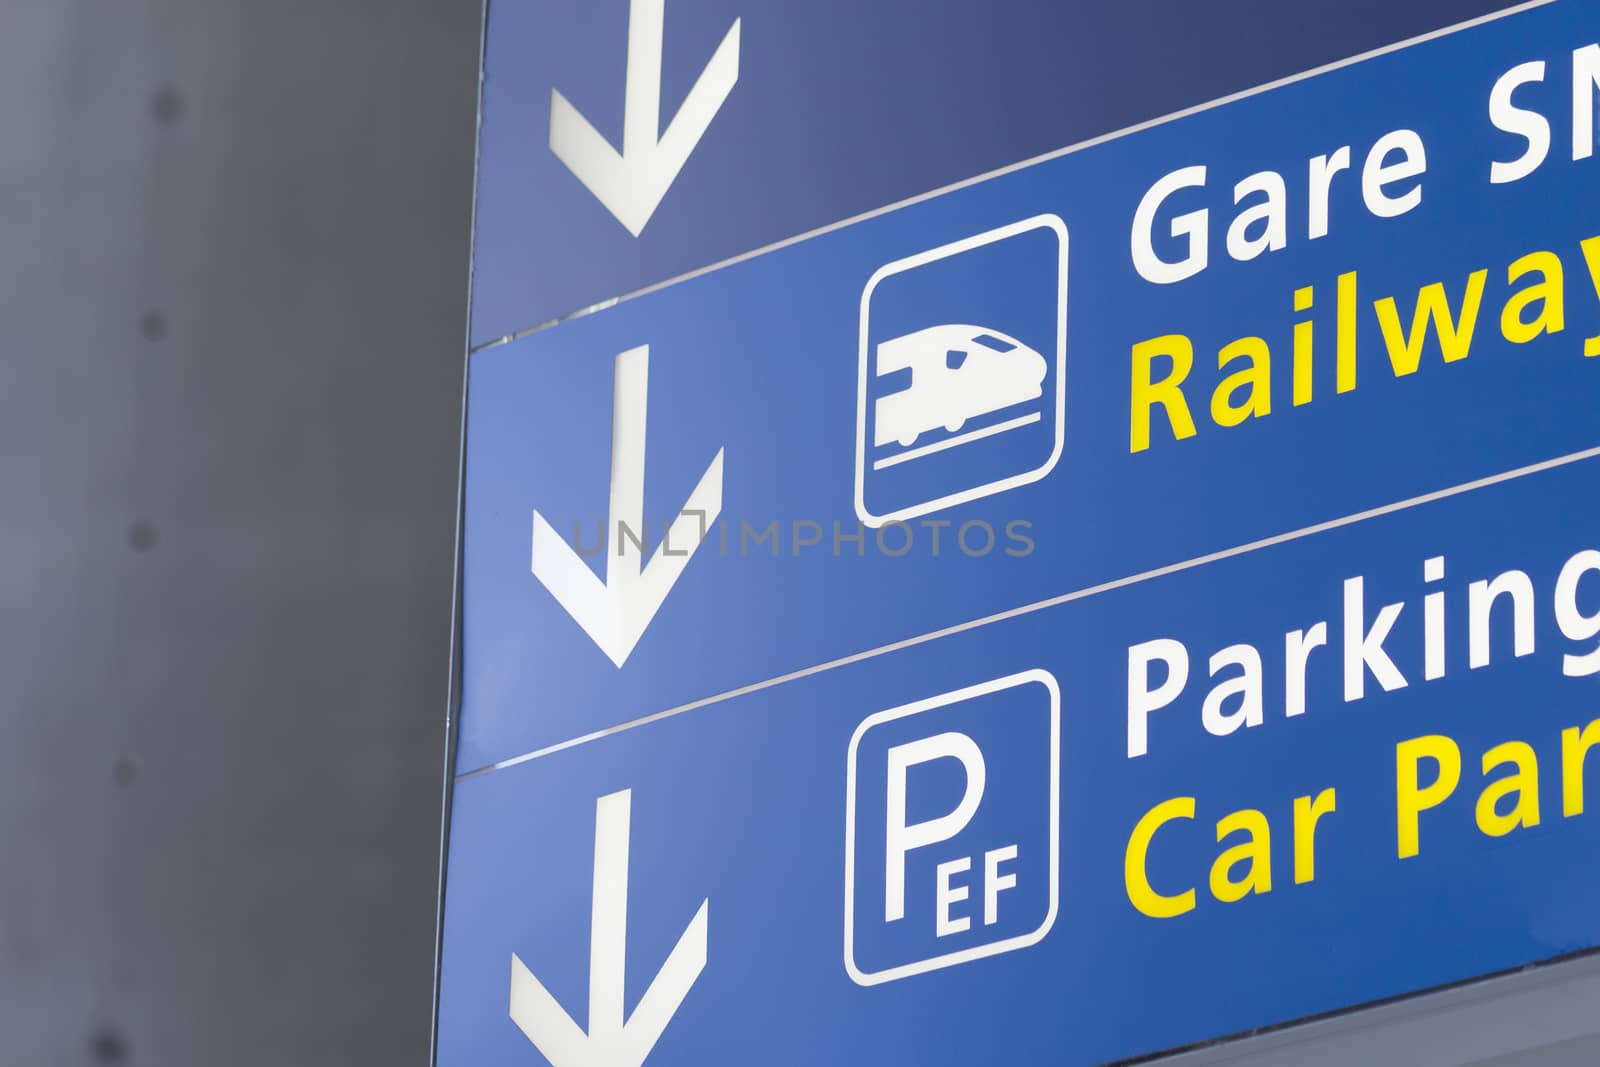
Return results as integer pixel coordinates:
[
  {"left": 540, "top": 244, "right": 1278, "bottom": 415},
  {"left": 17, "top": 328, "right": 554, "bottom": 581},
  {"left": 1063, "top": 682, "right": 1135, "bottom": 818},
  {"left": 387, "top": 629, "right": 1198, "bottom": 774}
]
[
  {"left": 469, "top": 0, "right": 1521, "bottom": 344},
  {"left": 460, "top": 0, "right": 1600, "bottom": 771},
  {"left": 439, "top": 457, "right": 1600, "bottom": 1066},
  {"left": 439, "top": 3, "right": 1600, "bottom": 1065}
]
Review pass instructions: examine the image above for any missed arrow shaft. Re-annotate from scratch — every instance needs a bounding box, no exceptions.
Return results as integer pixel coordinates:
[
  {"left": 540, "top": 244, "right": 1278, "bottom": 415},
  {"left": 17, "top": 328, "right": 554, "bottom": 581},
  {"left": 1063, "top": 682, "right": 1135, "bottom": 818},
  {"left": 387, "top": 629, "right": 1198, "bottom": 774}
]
[
  {"left": 588, "top": 789, "right": 632, "bottom": 1042},
  {"left": 606, "top": 345, "right": 650, "bottom": 587},
  {"left": 623, "top": 0, "right": 665, "bottom": 158}
]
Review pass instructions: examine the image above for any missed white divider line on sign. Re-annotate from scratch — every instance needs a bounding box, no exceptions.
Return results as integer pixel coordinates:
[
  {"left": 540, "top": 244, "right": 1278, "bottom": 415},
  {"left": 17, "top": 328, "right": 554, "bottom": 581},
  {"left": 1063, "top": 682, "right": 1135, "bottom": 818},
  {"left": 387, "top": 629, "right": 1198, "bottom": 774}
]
[{"left": 459, "top": 440, "right": 1600, "bottom": 782}]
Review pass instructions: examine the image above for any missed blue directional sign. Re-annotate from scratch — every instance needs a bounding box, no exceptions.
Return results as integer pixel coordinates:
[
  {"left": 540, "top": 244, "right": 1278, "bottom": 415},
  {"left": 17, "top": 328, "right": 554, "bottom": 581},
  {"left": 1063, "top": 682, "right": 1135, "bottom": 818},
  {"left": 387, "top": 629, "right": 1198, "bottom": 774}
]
[
  {"left": 469, "top": 0, "right": 1521, "bottom": 345},
  {"left": 440, "top": 459, "right": 1600, "bottom": 1067},
  {"left": 438, "top": 2, "right": 1600, "bottom": 1065}
]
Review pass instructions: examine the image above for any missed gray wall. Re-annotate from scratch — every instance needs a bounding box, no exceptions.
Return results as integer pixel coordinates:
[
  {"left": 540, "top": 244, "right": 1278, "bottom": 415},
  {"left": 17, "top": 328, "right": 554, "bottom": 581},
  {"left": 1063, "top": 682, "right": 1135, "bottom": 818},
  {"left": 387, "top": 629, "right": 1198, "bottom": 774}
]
[{"left": 0, "top": 1, "right": 479, "bottom": 1063}]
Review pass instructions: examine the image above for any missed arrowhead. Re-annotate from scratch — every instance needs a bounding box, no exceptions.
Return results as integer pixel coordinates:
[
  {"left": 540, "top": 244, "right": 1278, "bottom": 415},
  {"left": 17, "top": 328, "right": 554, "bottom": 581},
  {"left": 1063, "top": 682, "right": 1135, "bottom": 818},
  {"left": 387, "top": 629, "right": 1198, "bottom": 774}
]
[
  {"left": 509, "top": 792, "right": 709, "bottom": 1067},
  {"left": 548, "top": 7, "right": 740, "bottom": 235},
  {"left": 618, "top": 447, "right": 723, "bottom": 656},
  {"left": 549, "top": 89, "right": 653, "bottom": 237},
  {"left": 531, "top": 510, "right": 630, "bottom": 667},
  {"left": 509, "top": 910, "right": 710, "bottom": 1067},
  {"left": 531, "top": 448, "right": 722, "bottom": 666},
  {"left": 531, "top": 347, "right": 723, "bottom": 668}
]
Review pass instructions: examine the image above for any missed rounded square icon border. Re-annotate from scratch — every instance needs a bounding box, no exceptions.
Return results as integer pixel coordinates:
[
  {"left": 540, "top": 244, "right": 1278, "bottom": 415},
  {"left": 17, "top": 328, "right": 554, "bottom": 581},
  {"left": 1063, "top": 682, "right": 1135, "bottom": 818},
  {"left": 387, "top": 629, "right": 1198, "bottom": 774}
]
[
  {"left": 853, "top": 215, "right": 1069, "bottom": 528},
  {"left": 842, "top": 668, "right": 1062, "bottom": 986}
]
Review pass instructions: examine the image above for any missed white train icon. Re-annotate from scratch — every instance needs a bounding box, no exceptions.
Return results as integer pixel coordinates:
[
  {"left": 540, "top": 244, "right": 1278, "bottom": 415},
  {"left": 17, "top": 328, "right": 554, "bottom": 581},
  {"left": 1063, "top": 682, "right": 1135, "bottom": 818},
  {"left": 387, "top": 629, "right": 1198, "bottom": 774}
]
[{"left": 873, "top": 324, "right": 1048, "bottom": 449}]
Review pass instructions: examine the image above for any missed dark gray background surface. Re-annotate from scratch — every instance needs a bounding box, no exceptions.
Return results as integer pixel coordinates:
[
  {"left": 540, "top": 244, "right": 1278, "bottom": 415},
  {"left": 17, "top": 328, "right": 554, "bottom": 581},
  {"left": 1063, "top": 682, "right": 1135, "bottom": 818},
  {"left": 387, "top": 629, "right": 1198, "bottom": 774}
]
[{"left": 0, "top": 0, "right": 479, "bottom": 1062}]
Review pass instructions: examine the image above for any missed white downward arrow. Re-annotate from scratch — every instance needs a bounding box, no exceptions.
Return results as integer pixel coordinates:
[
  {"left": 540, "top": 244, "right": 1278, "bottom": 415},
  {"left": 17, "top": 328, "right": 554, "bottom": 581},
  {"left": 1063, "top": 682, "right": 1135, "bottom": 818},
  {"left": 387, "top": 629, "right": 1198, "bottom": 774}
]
[
  {"left": 531, "top": 345, "right": 723, "bottom": 668},
  {"left": 510, "top": 790, "right": 709, "bottom": 1067},
  {"left": 549, "top": 0, "right": 741, "bottom": 235}
]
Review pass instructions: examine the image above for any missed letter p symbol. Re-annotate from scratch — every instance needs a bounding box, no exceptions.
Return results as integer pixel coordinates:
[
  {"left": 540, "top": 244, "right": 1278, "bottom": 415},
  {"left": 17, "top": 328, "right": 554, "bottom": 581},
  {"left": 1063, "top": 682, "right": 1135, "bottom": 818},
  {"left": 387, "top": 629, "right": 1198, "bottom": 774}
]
[{"left": 884, "top": 732, "right": 987, "bottom": 923}]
